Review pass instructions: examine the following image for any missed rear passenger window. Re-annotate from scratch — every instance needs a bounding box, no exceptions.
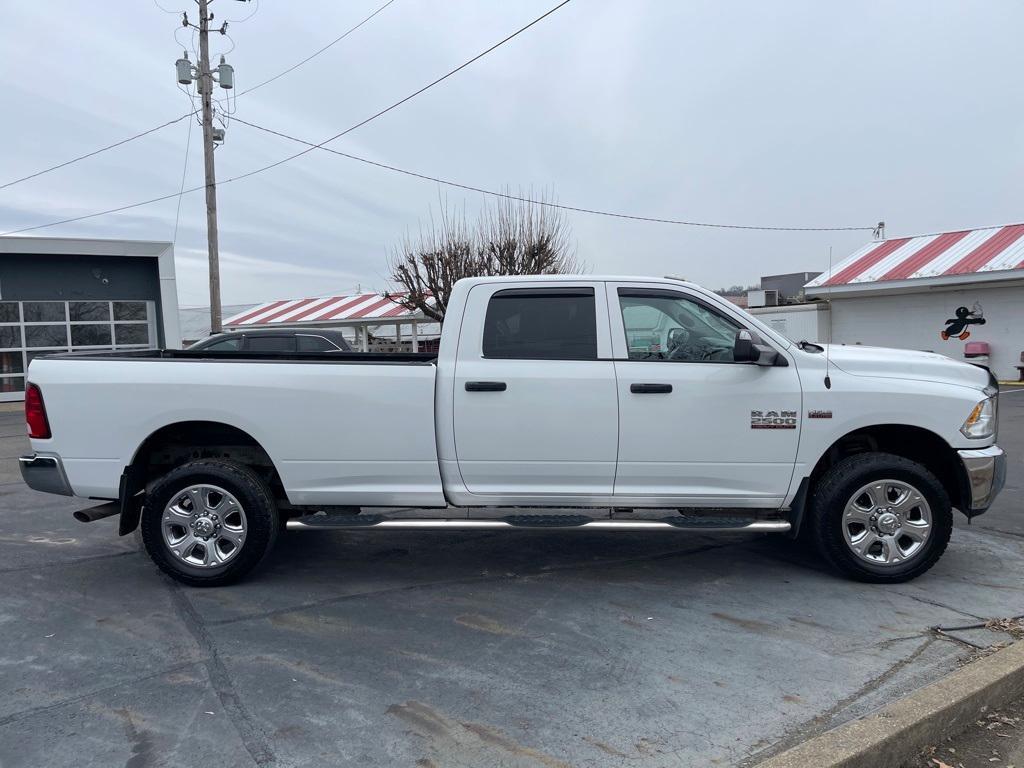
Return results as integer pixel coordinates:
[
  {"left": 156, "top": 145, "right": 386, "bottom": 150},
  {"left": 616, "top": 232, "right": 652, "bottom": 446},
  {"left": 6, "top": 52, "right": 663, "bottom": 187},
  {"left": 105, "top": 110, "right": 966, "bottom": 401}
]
[
  {"left": 202, "top": 338, "right": 241, "bottom": 351},
  {"left": 246, "top": 335, "right": 295, "bottom": 352},
  {"left": 483, "top": 289, "right": 597, "bottom": 360},
  {"left": 297, "top": 335, "right": 337, "bottom": 352}
]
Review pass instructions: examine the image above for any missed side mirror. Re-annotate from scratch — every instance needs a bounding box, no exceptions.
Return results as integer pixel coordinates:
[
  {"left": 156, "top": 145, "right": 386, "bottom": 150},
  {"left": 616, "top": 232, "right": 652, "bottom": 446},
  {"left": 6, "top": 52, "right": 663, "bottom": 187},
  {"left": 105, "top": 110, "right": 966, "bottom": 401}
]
[{"left": 734, "top": 329, "right": 780, "bottom": 366}]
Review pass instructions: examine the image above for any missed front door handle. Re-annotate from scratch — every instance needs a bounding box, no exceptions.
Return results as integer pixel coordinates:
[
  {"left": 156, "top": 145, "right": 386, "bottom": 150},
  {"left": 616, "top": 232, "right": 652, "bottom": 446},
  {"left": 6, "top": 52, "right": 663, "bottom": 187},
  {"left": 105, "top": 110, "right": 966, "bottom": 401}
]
[
  {"left": 630, "top": 383, "right": 672, "bottom": 394},
  {"left": 465, "top": 381, "right": 507, "bottom": 392}
]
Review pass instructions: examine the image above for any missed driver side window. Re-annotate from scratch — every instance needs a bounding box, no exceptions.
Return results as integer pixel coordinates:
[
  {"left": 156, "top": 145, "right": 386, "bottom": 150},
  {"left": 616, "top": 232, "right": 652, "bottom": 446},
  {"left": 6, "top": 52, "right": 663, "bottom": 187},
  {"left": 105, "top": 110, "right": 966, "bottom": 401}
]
[{"left": 618, "top": 289, "right": 741, "bottom": 362}]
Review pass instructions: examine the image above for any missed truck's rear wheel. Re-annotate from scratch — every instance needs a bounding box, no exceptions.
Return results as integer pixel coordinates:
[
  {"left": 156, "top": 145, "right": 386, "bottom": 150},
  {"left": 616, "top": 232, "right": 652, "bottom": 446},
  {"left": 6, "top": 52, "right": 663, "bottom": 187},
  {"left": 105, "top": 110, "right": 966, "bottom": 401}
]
[
  {"left": 140, "top": 459, "right": 279, "bottom": 587},
  {"left": 807, "top": 452, "right": 952, "bottom": 583}
]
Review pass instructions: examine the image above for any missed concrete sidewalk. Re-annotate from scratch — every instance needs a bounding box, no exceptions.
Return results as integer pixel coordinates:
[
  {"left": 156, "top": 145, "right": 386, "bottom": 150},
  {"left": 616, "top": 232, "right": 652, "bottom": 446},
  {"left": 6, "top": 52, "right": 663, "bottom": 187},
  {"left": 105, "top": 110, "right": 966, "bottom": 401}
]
[{"left": 0, "top": 394, "right": 1021, "bottom": 767}]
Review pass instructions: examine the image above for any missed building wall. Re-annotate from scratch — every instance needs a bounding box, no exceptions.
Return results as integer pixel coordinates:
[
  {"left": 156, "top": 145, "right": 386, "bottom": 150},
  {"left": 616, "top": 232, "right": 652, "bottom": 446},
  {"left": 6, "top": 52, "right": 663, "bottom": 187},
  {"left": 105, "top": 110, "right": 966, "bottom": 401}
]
[
  {"left": 0, "top": 238, "right": 180, "bottom": 400},
  {"left": 829, "top": 285, "right": 1024, "bottom": 381},
  {"left": 748, "top": 303, "right": 831, "bottom": 344},
  {"left": 0, "top": 253, "right": 166, "bottom": 344},
  {"left": 761, "top": 272, "right": 821, "bottom": 303}
]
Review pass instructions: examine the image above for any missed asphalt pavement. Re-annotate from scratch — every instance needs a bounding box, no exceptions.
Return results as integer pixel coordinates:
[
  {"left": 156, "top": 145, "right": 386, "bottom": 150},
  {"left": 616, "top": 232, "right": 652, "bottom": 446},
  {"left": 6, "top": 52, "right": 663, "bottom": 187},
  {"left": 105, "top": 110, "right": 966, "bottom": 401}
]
[{"left": 0, "top": 390, "right": 1021, "bottom": 767}]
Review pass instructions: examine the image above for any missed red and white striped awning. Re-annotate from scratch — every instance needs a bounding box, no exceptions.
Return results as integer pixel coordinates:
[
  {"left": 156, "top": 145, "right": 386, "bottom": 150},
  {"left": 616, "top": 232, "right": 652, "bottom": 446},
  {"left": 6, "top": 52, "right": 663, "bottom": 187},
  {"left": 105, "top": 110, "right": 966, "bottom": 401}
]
[
  {"left": 223, "top": 293, "right": 427, "bottom": 326},
  {"left": 806, "top": 224, "right": 1024, "bottom": 292}
]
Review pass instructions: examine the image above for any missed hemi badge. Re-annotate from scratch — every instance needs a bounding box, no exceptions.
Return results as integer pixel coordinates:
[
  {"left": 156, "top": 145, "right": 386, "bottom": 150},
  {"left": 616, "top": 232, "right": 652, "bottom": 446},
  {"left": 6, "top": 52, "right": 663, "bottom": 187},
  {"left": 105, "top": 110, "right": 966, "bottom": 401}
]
[{"left": 808, "top": 410, "right": 833, "bottom": 419}]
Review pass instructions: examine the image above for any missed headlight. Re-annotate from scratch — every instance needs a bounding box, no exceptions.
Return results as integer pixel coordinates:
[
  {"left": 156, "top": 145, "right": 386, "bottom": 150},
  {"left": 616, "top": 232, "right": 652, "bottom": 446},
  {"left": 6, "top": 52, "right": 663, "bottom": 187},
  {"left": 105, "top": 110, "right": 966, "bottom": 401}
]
[{"left": 960, "top": 396, "right": 998, "bottom": 439}]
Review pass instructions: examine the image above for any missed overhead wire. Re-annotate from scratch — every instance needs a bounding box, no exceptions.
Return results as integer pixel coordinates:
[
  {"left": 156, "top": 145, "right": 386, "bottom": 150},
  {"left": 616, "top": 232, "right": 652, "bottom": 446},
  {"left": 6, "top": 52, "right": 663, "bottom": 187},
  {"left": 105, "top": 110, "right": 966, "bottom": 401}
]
[
  {"left": 0, "top": 0, "right": 395, "bottom": 190},
  {"left": 236, "top": 0, "right": 396, "bottom": 97},
  {"left": 171, "top": 113, "right": 194, "bottom": 245},
  {"left": 152, "top": 0, "right": 185, "bottom": 14},
  {"left": 221, "top": 0, "right": 260, "bottom": 24},
  {"left": 1, "top": 0, "right": 576, "bottom": 235},
  {"left": 0, "top": 113, "right": 197, "bottom": 191},
  {"left": 191, "top": 0, "right": 579, "bottom": 183},
  {"left": 230, "top": 116, "right": 877, "bottom": 232}
]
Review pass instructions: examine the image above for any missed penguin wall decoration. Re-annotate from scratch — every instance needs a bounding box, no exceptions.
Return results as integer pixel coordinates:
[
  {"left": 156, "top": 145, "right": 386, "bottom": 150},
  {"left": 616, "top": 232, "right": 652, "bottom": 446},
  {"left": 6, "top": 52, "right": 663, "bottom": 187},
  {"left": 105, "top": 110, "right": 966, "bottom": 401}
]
[{"left": 941, "top": 302, "right": 985, "bottom": 341}]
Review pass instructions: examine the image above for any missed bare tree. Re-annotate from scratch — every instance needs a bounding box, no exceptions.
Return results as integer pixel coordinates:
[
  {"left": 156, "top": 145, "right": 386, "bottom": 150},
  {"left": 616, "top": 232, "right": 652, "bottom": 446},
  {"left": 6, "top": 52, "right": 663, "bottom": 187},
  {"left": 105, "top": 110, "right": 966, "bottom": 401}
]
[{"left": 389, "top": 190, "right": 580, "bottom": 322}]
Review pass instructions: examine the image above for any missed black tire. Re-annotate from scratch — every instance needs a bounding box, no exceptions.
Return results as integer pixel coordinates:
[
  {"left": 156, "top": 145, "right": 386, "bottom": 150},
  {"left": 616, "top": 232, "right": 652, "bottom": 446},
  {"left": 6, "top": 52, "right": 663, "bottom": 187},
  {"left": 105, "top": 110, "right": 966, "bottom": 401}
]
[
  {"left": 140, "top": 459, "right": 279, "bottom": 587},
  {"left": 807, "top": 452, "right": 952, "bottom": 583}
]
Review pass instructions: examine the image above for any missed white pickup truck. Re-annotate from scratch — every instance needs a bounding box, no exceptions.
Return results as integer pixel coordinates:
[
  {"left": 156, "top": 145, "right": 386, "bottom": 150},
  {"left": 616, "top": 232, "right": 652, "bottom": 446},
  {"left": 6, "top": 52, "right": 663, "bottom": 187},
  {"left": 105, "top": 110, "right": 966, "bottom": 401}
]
[{"left": 21, "top": 276, "right": 1005, "bottom": 586}]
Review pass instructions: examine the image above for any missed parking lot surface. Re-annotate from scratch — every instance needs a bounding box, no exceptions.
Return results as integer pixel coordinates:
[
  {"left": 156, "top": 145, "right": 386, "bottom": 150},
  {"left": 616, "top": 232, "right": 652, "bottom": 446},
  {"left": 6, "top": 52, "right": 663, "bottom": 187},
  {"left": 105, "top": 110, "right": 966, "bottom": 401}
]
[{"left": 1, "top": 391, "right": 1022, "bottom": 767}]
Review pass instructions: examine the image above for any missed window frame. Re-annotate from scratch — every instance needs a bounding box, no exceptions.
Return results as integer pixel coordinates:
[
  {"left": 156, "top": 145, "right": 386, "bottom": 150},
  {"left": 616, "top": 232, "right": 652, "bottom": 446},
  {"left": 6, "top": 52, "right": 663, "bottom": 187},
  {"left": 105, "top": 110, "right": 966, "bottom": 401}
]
[
  {"left": 296, "top": 334, "right": 342, "bottom": 352},
  {"left": 480, "top": 287, "right": 601, "bottom": 362},
  {"left": 611, "top": 286, "right": 753, "bottom": 365}
]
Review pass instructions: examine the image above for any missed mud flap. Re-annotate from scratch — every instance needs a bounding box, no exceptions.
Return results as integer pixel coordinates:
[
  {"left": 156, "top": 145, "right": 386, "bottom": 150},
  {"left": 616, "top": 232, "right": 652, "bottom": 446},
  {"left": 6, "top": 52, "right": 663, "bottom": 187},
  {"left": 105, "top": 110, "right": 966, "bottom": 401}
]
[
  {"left": 117, "top": 465, "right": 146, "bottom": 536},
  {"left": 784, "top": 477, "right": 810, "bottom": 539}
]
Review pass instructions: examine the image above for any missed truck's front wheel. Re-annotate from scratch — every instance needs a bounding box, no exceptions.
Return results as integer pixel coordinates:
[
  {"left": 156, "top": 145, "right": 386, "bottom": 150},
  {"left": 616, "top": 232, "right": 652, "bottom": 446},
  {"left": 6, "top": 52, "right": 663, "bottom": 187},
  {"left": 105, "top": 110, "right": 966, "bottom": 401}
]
[
  {"left": 140, "top": 459, "right": 279, "bottom": 587},
  {"left": 807, "top": 452, "right": 952, "bottom": 583}
]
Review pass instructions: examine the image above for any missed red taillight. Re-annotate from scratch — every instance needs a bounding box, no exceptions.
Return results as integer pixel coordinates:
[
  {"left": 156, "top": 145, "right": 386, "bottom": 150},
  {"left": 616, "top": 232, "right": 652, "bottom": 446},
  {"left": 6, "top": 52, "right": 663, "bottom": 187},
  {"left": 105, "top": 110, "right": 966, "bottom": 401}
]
[{"left": 25, "top": 384, "right": 51, "bottom": 439}]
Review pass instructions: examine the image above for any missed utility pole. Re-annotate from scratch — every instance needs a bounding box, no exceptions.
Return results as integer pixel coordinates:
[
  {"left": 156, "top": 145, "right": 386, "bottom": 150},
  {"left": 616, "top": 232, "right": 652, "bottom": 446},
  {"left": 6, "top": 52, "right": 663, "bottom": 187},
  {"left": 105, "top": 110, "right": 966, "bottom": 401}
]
[
  {"left": 175, "top": 2, "right": 243, "bottom": 335},
  {"left": 197, "top": 0, "right": 222, "bottom": 334}
]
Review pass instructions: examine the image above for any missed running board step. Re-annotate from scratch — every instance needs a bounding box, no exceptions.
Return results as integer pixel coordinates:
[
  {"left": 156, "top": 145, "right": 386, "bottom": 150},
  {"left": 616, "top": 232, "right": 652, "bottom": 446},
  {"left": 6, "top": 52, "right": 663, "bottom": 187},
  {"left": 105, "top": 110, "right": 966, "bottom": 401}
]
[{"left": 286, "top": 515, "right": 790, "bottom": 533}]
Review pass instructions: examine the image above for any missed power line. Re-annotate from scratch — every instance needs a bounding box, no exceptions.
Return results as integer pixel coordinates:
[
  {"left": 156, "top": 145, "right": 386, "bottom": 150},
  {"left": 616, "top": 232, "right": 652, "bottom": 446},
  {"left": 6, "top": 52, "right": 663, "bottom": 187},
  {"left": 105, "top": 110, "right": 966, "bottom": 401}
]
[
  {"left": 232, "top": 115, "right": 877, "bottom": 232},
  {"left": 222, "top": 0, "right": 260, "bottom": 24},
  {"left": 0, "top": 190, "right": 197, "bottom": 236},
  {"left": 211, "top": 0, "right": 577, "bottom": 181},
  {"left": 0, "top": 112, "right": 196, "bottom": 191},
  {"left": 171, "top": 106, "right": 194, "bottom": 245},
  {"left": 0, "top": 0, "right": 576, "bottom": 235},
  {"left": 153, "top": 0, "right": 185, "bottom": 14},
  {"left": 0, "top": 111, "right": 879, "bottom": 237},
  {"left": 236, "top": 0, "right": 397, "bottom": 96},
  {"left": 0, "top": 0, "right": 395, "bottom": 191}
]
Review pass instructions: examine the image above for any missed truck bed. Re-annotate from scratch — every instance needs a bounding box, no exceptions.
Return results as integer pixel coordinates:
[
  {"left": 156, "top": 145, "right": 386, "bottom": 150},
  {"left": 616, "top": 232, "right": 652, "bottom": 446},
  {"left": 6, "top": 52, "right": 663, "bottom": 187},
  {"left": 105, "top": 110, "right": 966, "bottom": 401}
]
[
  {"left": 43, "top": 349, "right": 438, "bottom": 364},
  {"left": 27, "top": 349, "right": 446, "bottom": 507}
]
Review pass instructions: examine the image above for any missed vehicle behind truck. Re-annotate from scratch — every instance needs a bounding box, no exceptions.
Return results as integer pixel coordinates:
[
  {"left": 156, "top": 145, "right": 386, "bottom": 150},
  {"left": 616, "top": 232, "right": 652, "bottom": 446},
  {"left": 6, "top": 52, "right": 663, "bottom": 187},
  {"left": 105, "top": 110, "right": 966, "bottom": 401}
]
[{"left": 20, "top": 276, "right": 1006, "bottom": 586}]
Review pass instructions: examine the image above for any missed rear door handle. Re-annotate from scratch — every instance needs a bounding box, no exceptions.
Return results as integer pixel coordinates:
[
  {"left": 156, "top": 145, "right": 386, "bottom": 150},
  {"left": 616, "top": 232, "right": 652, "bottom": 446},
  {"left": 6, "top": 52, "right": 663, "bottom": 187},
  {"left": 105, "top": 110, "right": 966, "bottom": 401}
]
[
  {"left": 465, "top": 381, "right": 507, "bottom": 392},
  {"left": 630, "top": 383, "right": 672, "bottom": 394}
]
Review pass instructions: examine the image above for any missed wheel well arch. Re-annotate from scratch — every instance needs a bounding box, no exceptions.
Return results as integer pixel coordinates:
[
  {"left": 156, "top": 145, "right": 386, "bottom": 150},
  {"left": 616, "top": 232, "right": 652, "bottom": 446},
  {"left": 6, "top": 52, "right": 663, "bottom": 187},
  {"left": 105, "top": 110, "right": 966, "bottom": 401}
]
[
  {"left": 807, "top": 424, "right": 966, "bottom": 512},
  {"left": 131, "top": 420, "right": 281, "bottom": 483},
  {"left": 119, "top": 421, "right": 285, "bottom": 536}
]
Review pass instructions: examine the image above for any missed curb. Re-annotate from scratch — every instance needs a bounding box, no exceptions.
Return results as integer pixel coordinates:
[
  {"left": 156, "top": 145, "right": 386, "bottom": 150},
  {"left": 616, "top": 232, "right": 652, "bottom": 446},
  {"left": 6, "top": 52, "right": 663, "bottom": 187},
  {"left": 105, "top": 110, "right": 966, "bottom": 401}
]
[{"left": 755, "top": 640, "right": 1024, "bottom": 768}]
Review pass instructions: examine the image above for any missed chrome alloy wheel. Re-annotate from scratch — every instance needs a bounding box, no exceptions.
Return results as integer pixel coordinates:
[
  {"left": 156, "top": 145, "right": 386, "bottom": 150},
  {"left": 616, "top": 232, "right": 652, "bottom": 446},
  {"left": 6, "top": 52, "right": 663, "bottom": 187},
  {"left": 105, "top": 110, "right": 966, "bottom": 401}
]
[
  {"left": 842, "top": 479, "right": 932, "bottom": 566},
  {"left": 161, "top": 484, "right": 247, "bottom": 568}
]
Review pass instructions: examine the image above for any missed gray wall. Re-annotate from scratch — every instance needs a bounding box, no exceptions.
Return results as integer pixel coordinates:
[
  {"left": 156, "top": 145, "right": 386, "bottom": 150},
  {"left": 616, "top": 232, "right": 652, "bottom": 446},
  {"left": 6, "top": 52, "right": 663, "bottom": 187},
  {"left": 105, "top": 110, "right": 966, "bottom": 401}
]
[
  {"left": 0, "top": 254, "right": 166, "bottom": 345},
  {"left": 761, "top": 272, "right": 822, "bottom": 302}
]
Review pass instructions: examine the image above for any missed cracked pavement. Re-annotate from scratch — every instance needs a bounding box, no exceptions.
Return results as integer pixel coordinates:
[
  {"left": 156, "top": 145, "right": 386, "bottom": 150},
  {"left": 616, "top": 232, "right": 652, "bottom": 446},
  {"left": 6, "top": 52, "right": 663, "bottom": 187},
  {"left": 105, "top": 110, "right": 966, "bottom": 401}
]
[{"left": 0, "top": 391, "right": 1021, "bottom": 767}]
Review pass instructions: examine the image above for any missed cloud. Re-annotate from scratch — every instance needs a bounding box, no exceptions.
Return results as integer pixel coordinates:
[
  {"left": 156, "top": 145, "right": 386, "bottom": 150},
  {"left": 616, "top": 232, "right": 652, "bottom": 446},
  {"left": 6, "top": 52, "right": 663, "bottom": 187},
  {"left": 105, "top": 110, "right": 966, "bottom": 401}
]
[
  {"left": 173, "top": 247, "right": 360, "bottom": 305},
  {"left": 2, "top": 0, "right": 1022, "bottom": 301}
]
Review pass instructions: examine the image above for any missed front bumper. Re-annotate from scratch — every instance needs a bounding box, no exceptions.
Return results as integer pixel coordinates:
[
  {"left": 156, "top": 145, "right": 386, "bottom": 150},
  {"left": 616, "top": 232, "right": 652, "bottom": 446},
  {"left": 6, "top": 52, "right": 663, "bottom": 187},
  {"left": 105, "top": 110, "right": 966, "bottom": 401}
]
[
  {"left": 957, "top": 445, "right": 1006, "bottom": 514},
  {"left": 19, "top": 453, "right": 73, "bottom": 496}
]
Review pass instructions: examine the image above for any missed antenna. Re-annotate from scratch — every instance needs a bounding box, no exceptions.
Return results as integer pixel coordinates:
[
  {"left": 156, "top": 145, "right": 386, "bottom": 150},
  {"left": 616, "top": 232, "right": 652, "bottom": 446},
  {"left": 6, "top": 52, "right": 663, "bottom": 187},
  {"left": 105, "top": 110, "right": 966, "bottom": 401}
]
[{"left": 824, "top": 246, "right": 833, "bottom": 390}]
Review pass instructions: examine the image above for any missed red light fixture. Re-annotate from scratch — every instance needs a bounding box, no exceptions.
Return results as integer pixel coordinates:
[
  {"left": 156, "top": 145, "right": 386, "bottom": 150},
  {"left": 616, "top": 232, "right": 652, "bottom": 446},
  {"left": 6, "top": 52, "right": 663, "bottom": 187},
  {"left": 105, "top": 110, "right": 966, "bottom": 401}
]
[{"left": 25, "top": 384, "right": 51, "bottom": 439}]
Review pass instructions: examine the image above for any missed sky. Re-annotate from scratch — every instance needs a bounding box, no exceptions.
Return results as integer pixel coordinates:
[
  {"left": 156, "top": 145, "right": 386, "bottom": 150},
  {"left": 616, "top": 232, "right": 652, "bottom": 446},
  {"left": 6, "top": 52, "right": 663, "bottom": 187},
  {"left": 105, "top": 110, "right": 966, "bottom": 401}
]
[{"left": 1, "top": 0, "right": 1022, "bottom": 306}]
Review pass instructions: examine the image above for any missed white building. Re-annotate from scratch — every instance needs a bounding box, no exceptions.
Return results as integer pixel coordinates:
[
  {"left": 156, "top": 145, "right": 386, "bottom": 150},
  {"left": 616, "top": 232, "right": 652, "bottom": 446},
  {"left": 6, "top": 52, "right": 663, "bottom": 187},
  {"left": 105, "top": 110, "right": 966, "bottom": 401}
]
[
  {"left": 804, "top": 224, "right": 1024, "bottom": 382},
  {"left": 748, "top": 302, "right": 831, "bottom": 344}
]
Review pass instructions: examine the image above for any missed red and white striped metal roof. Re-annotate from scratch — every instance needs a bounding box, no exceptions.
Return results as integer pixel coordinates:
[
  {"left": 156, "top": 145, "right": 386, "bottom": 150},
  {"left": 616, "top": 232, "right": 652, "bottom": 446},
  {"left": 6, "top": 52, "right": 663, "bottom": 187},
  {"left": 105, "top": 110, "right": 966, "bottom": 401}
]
[
  {"left": 805, "top": 224, "right": 1024, "bottom": 292},
  {"left": 223, "top": 293, "right": 426, "bottom": 326}
]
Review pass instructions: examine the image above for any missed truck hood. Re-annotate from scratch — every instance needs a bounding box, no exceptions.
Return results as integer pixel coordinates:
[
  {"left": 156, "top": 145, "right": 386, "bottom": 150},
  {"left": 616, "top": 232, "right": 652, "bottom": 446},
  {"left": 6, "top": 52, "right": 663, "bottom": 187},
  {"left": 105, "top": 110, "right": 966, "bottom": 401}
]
[{"left": 823, "top": 344, "right": 990, "bottom": 391}]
